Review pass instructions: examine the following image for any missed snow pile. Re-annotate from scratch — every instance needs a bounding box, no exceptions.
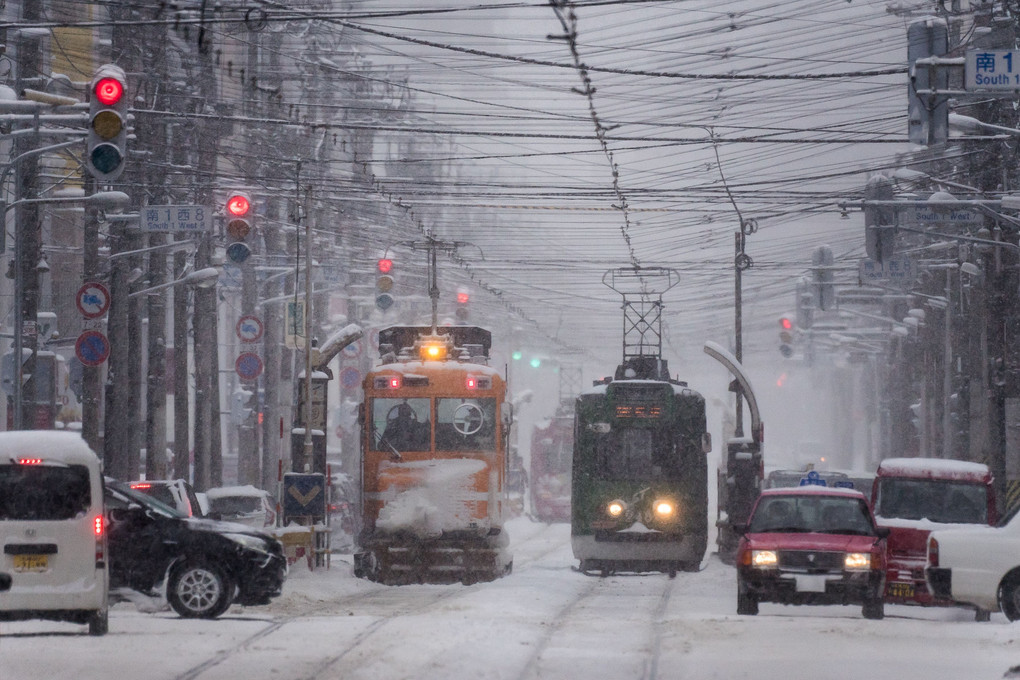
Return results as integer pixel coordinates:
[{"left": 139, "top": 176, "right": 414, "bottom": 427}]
[{"left": 376, "top": 458, "right": 488, "bottom": 538}]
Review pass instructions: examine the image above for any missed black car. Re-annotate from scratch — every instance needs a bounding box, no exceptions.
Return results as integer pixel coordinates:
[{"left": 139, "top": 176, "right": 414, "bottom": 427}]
[{"left": 104, "top": 478, "right": 287, "bottom": 619}]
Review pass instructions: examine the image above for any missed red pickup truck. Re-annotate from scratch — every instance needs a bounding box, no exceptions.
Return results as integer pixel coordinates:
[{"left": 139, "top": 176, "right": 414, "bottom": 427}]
[{"left": 871, "top": 457, "right": 997, "bottom": 611}]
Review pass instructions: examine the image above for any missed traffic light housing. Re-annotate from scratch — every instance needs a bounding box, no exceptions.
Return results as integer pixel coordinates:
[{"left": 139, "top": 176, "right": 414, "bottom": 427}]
[
  {"left": 455, "top": 288, "right": 470, "bottom": 322},
  {"left": 779, "top": 316, "right": 794, "bottom": 358},
  {"left": 376, "top": 258, "right": 395, "bottom": 310},
  {"left": 86, "top": 65, "right": 128, "bottom": 181},
  {"left": 224, "top": 192, "right": 253, "bottom": 263}
]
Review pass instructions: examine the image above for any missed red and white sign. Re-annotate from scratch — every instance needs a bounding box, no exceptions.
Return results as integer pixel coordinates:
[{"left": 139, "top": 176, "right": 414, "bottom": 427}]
[
  {"left": 235, "top": 315, "right": 264, "bottom": 343},
  {"left": 75, "top": 330, "right": 110, "bottom": 366},
  {"left": 235, "top": 352, "right": 264, "bottom": 380},
  {"left": 76, "top": 282, "right": 110, "bottom": 319}
]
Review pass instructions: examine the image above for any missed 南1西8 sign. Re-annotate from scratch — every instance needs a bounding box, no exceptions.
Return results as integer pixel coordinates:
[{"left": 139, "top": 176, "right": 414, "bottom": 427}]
[{"left": 965, "top": 50, "right": 1020, "bottom": 91}]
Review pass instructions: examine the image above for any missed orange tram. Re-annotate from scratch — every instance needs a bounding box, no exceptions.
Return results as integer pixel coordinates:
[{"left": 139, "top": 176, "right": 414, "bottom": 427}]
[{"left": 353, "top": 325, "right": 514, "bottom": 585}]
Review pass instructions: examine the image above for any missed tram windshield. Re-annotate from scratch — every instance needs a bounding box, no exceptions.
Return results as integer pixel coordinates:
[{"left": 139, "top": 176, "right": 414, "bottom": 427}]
[
  {"left": 596, "top": 427, "right": 678, "bottom": 480},
  {"left": 437, "top": 398, "right": 497, "bottom": 451},
  {"left": 371, "top": 398, "right": 431, "bottom": 452}
]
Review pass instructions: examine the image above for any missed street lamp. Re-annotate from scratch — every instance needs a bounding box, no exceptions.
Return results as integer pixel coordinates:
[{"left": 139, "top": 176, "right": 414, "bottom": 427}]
[{"left": 127, "top": 266, "right": 219, "bottom": 298}]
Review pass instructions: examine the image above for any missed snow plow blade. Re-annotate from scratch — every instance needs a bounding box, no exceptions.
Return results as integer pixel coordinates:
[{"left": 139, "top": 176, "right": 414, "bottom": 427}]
[{"left": 354, "top": 530, "right": 512, "bottom": 585}]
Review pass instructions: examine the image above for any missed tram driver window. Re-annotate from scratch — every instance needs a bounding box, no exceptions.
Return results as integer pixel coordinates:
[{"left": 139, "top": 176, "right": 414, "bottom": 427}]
[
  {"left": 600, "top": 428, "right": 654, "bottom": 479},
  {"left": 436, "top": 398, "right": 496, "bottom": 451},
  {"left": 372, "top": 398, "right": 431, "bottom": 452}
]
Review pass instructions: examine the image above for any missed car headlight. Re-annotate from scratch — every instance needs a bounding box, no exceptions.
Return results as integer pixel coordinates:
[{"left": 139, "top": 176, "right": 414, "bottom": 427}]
[
  {"left": 751, "top": 550, "right": 778, "bottom": 568},
  {"left": 607, "top": 500, "right": 626, "bottom": 517},
  {"left": 844, "top": 552, "right": 871, "bottom": 570},
  {"left": 225, "top": 533, "right": 271, "bottom": 554},
  {"left": 653, "top": 500, "right": 675, "bottom": 519}
]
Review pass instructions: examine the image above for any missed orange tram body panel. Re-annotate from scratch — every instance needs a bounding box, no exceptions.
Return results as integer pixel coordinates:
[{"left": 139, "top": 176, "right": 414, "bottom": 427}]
[{"left": 353, "top": 326, "right": 513, "bottom": 585}]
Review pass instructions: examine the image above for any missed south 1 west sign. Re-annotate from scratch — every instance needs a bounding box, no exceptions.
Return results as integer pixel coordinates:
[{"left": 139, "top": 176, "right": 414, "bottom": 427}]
[{"left": 966, "top": 50, "right": 1020, "bottom": 91}]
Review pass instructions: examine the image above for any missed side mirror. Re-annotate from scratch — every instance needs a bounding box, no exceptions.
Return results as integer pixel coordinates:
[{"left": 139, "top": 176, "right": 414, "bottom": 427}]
[
  {"left": 733, "top": 522, "right": 749, "bottom": 535},
  {"left": 875, "top": 526, "right": 891, "bottom": 539}
]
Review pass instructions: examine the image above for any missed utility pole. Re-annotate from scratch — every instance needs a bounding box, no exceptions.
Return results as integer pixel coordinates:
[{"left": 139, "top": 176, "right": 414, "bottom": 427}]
[{"left": 13, "top": 0, "right": 43, "bottom": 431}]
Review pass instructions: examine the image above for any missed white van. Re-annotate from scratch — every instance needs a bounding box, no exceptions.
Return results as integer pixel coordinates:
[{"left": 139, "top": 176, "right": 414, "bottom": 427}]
[{"left": 0, "top": 431, "right": 109, "bottom": 635}]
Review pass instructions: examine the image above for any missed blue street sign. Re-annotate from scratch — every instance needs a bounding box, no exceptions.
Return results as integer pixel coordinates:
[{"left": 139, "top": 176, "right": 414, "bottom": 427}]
[{"left": 283, "top": 472, "right": 326, "bottom": 521}]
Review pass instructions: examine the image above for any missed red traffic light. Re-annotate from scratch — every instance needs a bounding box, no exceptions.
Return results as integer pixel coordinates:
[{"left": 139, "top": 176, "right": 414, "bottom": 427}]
[
  {"left": 377, "top": 258, "right": 394, "bottom": 274},
  {"left": 94, "top": 77, "right": 124, "bottom": 106},
  {"left": 227, "top": 194, "right": 251, "bottom": 217},
  {"left": 457, "top": 291, "right": 469, "bottom": 304},
  {"left": 780, "top": 317, "right": 793, "bottom": 330}
]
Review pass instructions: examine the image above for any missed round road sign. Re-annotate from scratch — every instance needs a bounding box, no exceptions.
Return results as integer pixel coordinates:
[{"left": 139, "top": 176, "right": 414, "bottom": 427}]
[
  {"left": 339, "top": 366, "right": 361, "bottom": 389},
  {"left": 75, "top": 330, "right": 110, "bottom": 366},
  {"left": 76, "top": 282, "right": 110, "bottom": 319},
  {"left": 235, "top": 315, "right": 264, "bottom": 343},
  {"left": 235, "top": 352, "right": 264, "bottom": 380}
]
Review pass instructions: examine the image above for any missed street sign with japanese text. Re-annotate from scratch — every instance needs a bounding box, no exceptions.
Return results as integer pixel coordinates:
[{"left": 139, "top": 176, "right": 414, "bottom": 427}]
[
  {"left": 141, "top": 205, "right": 211, "bottom": 233},
  {"left": 965, "top": 50, "right": 1020, "bottom": 91},
  {"left": 858, "top": 256, "right": 915, "bottom": 287}
]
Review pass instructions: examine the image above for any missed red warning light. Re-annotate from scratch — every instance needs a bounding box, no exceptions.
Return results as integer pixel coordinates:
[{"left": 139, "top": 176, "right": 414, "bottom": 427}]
[
  {"left": 94, "top": 77, "right": 124, "bottom": 106},
  {"left": 227, "top": 194, "right": 251, "bottom": 217},
  {"left": 17, "top": 458, "right": 42, "bottom": 465}
]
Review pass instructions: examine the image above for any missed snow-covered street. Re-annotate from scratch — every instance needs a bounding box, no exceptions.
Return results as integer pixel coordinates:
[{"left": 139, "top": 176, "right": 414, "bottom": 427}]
[{"left": 2, "top": 517, "right": 1018, "bottom": 680}]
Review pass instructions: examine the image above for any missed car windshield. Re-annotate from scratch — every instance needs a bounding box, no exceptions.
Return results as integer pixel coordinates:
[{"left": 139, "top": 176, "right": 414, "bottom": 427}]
[
  {"left": 750, "top": 495, "right": 876, "bottom": 535},
  {"left": 107, "top": 479, "right": 185, "bottom": 518}
]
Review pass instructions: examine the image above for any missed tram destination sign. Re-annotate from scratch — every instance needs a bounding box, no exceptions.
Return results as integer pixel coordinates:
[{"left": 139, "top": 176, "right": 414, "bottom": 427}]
[{"left": 966, "top": 50, "right": 1020, "bottom": 91}]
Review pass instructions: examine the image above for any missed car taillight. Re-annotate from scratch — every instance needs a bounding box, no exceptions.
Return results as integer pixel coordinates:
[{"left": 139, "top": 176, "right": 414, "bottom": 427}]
[
  {"left": 94, "top": 515, "right": 106, "bottom": 566},
  {"left": 928, "top": 537, "right": 939, "bottom": 568}
]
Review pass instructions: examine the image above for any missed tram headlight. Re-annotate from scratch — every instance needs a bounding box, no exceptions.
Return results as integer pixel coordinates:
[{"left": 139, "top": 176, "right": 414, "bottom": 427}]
[
  {"left": 606, "top": 500, "right": 627, "bottom": 518},
  {"left": 751, "top": 550, "right": 778, "bottom": 568},
  {"left": 653, "top": 500, "right": 675, "bottom": 519}
]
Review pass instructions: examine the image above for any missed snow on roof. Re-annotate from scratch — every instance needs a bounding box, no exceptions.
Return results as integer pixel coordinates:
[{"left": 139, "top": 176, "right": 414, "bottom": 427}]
[
  {"left": 0, "top": 430, "right": 99, "bottom": 467},
  {"left": 206, "top": 484, "right": 268, "bottom": 499},
  {"left": 877, "top": 457, "right": 990, "bottom": 480}
]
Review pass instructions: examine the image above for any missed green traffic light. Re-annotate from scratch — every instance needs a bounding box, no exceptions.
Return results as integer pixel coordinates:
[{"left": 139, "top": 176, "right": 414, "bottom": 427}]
[
  {"left": 530, "top": 358, "right": 541, "bottom": 368},
  {"left": 512, "top": 351, "right": 522, "bottom": 361}
]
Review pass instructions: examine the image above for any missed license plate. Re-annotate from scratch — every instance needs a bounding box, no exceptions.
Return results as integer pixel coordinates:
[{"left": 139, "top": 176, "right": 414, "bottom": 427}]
[
  {"left": 888, "top": 582, "right": 914, "bottom": 598},
  {"left": 794, "top": 574, "right": 828, "bottom": 593},
  {"left": 13, "top": 554, "right": 48, "bottom": 571}
]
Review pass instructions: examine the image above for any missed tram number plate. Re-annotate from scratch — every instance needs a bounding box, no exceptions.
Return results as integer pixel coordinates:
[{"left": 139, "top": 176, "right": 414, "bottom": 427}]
[
  {"left": 13, "top": 554, "right": 48, "bottom": 571},
  {"left": 888, "top": 582, "right": 914, "bottom": 598}
]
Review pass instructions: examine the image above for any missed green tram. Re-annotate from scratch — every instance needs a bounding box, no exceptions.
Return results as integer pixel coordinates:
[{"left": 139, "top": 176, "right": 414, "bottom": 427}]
[{"left": 571, "top": 356, "right": 712, "bottom": 577}]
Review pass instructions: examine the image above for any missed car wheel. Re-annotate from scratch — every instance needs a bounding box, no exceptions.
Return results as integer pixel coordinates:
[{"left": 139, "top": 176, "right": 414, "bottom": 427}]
[
  {"left": 87, "top": 607, "right": 108, "bottom": 636},
  {"left": 168, "top": 560, "right": 233, "bottom": 619},
  {"left": 862, "top": 597, "right": 884, "bottom": 620},
  {"left": 737, "top": 579, "right": 758, "bottom": 616},
  {"left": 1000, "top": 574, "right": 1020, "bottom": 622}
]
